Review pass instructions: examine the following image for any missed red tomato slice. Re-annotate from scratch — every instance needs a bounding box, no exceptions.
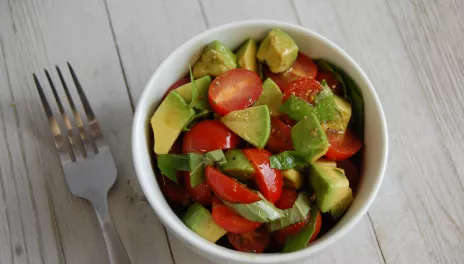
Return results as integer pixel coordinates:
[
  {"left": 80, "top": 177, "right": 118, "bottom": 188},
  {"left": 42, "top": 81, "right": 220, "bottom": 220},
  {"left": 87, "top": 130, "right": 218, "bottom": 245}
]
[
  {"left": 265, "top": 53, "right": 318, "bottom": 91},
  {"left": 212, "top": 196, "right": 262, "bottom": 233},
  {"left": 325, "top": 129, "right": 363, "bottom": 161},
  {"left": 208, "top": 68, "right": 263, "bottom": 115},
  {"left": 227, "top": 227, "right": 271, "bottom": 253},
  {"left": 160, "top": 176, "right": 190, "bottom": 206},
  {"left": 184, "top": 172, "right": 212, "bottom": 206},
  {"left": 206, "top": 166, "right": 260, "bottom": 204},
  {"left": 266, "top": 117, "right": 293, "bottom": 154},
  {"left": 283, "top": 77, "right": 322, "bottom": 104},
  {"left": 337, "top": 160, "right": 360, "bottom": 191},
  {"left": 163, "top": 76, "right": 190, "bottom": 99},
  {"left": 316, "top": 71, "right": 342, "bottom": 95},
  {"left": 273, "top": 211, "right": 322, "bottom": 244},
  {"left": 242, "top": 149, "right": 283, "bottom": 204},
  {"left": 274, "top": 188, "right": 298, "bottom": 210},
  {"left": 182, "top": 120, "right": 240, "bottom": 153}
]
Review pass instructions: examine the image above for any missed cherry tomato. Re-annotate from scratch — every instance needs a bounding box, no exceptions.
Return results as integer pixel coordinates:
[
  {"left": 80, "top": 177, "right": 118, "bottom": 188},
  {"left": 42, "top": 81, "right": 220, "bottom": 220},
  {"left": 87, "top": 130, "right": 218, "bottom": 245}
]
[
  {"left": 208, "top": 68, "right": 263, "bottom": 115},
  {"left": 273, "top": 211, "right": 322, "bottom": 244},
  {"left": 159, "top": 176, "right": 190, "bottom": 206},
  {"left": 316, "top": 71, "right": 342, "bottom": 95},
  {"left": 206, "top": 166, "right": 260, "bottom": 204},
  {"left": 163, "top": 76, "right": 190, "bottom": 99},
  {"left": 266, "top": 117, "right": 293, "bottom": 154},
  {"left": 184, "top": 172, "right": 212, "bottom": 206},
  {"left": 265, "top": 53, "right": 318, "bottom": 91},
  {"left": 337, "top": 160, "right": 360, "bottom": 191},
  {"left": 227, "top": 227, "right": 271, "bottom": 253},
  {"left": 274, "top": 188, "right": 298, "bottom": 210},
  {"left": 242, "top": 149, "right": 283, "bottom": 203},
  {"left": 182, "top": 120, "right": 240, "bottom": 153},
  {"left": 212, "top": 196, "right": 262, "bottom": 233},
  {"left": 325, "top": 129, "right": 363, "bottom": 161},
  {"left": 283, "top": 77, "right": 322, "bottom": 104}
]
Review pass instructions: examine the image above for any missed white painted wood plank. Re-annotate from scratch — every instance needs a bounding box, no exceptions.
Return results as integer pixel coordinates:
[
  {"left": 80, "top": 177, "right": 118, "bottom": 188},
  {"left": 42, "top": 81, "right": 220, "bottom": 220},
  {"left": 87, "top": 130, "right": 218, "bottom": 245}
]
[
  {"left": 293, "top": 0, "right": 464, "bottom": 263},
  {"left": 0, "top": 0, "right": 172, "bottom": 263}
]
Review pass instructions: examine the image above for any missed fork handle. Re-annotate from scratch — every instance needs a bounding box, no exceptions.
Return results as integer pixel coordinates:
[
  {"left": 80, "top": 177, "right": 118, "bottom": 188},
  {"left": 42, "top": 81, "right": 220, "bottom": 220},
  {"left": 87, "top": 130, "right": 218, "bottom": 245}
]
[{"left": 91, "top": 194, "right": 131, "bottom": 264}]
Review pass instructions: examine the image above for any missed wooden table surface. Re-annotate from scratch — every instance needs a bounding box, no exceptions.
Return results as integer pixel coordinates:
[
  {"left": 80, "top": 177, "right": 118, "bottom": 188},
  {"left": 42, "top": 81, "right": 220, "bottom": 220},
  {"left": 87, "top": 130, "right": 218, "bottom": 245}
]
[{"left": 1, "top": 0, "right": 464, "bottom": 263}]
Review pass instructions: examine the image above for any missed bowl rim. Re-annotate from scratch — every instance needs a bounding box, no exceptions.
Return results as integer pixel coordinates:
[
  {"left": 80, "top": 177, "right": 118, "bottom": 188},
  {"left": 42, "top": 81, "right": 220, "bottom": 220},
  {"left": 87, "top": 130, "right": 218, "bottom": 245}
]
[{"left": 132, "top": 20, "right": 388, "bottom": 263}]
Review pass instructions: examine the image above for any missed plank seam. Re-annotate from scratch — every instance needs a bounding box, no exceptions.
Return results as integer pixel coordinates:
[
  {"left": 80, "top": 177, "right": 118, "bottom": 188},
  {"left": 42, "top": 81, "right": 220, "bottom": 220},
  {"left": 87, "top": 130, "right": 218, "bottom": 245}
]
[
  {"left": 197, "top": 0, "right": 210, "bottom": 28},
  {"left": 290, "top": 0, "right": 303, "bottom": 26},
  {"left": 367, "top": 213, "right": 387, "bottom": 264},
  {"left": 102, "top": 0, "right": 135, "bottom": 112}
]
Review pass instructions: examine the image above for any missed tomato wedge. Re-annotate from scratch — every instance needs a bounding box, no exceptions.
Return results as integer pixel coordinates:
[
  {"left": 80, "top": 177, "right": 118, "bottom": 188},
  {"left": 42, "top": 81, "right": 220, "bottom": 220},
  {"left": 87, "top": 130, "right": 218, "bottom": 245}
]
[
  {"left": 283, "top": 77, "right": 322, "bottom": 104},
  {"left": 212, "top": 196, "right": 262, "bottom": 233},
  {"left": 160, "top": 176, "right": 190, "bottom": 206},
  {"left": 205, "top": 166, "right": 260, "bottom": 204},
  {"left": 325, "top": 129, "right": 363, "bottom": 161},
  {"left": 265, "top": 53, "right": 318, "bottom": 91},
  {"left": 182, "top": 120, "right": 240, "bottom": 153},
  {"left": 273, "top": 211, "right": 322, "bottom": 244},
  {"left": 163, "top": 76, "right": 190, "bottom": 99},
  {"left": 208, "top": 68, "right": 263, "bottom": 115},
  {"left": 227, "top": 227, "right": 271, "bottom": 253},
  {"left": 266, "top": 117, "right": 293, "bottom": 154},
  {"left": 184, "top": 172, "right": 212, "bottom": 206},
  {"left": 337, "top": 160, "right": 360, "bottom": 191},
  {"left": 316, "top": 71, "right": 342, "bottom": 95},
  {"left": 274, "top": 188, "right": 298, "bottom": 210},
  {"left": 243, "top": 149, "right": 283, "bottom": 203}
]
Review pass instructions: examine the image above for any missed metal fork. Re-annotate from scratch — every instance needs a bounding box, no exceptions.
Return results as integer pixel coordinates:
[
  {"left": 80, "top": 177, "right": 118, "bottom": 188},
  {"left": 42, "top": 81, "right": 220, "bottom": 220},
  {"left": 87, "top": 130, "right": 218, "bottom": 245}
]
[{"left": 33, "top": 63, "right": 131, "bottom": 264}]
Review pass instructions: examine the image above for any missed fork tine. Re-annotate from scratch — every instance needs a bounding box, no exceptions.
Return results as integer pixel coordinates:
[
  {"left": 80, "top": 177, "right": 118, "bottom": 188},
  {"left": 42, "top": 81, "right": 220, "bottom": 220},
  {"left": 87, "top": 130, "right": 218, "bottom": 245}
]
[
  {"left": 45, "top": 69, "right": 86, "bottom": 159},
  {"left": 56, "top": 66, "right": 97, "bottom": 155},
  {"left": 67, "top": 62, "right": 103, "bottom": 146},
  {"left": 33, "top": 73, "right": 76, "bottom": 162}
]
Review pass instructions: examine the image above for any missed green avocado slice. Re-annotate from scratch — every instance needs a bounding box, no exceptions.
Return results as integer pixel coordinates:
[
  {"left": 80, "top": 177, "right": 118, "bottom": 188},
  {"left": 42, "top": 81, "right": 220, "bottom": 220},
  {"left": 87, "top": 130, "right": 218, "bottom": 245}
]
[
  {"left": 220, "top": 150, "right": 255, "bottom": 181},
  {"left": 254, "top": 78, "right": 283, "bottom": 116},
  {"left": 183, "top": 203, "right": 227, "bottom": 243},
  {"left": 257, "top": 29, "right": 298, "bottom": 73},
  {"left": 236, "top": 38, "right": 258, "bottom": 73},
  {"left": 175, "top": 75, "right": 212, "bottom": 111},
  {"left": 291, "top": 113, "right": 329, "bottom": 162},
  {"left": 220, "top": 105, "right": 271, "bottom": 148},
  {"left": 329, "top": 187, "right": 353, "bottom": 220},
  {"left": 282, "top": 203, "right": 319, "bottom": 252},
  {"left": 193, "top": 40, "right": 237, "bottom": 78},
  {"left": 310, "top": 163, "right": 350, "bottom": 212}
]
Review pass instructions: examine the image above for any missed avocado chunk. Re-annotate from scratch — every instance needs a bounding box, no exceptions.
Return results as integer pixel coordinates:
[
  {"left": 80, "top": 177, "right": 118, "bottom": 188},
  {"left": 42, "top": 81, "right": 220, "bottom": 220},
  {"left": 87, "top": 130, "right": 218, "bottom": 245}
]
[
  {"left": 329, "top": 187, "right": 353, "bottom": 220},
  {"left": 220, "top": 150, "right": 255, "bottom": 181},
  {"left": 257, "top": 29, "right": 298, "bottom": 73},
  {"left": 280, "top": 94, "right": 313, "bottom": 122},
  {"left": 151, "top": 91, "right": 195, "bottom": 154},
  {"left": 254, "top": 78, "right": 283, "bottom": 116},
  {"left": 236, "top": 39, "right": 258, "bottom": 73},
  {"left": 268, "top": 192, "right": 311, "bottom": 231},
  {"left": 282, "top": 169, "right": 304, "bottom": 189},
  {"left": 220, "top": 105, "right": 271, "bottom": 148},
  {"left": 313, "top": 82, "right": 343, "bottom": 131},
  {"left": 183, "top": 203, "right": 227, "bottom": 243},
  {"left": 175, "top": 75, "right": 212, "bottom": 110},
  {"left": 291, "top": 113, "right": 329, "bottom": 162},
  {"left": 313, "top": 158, "right": 337, "bottom": 167},
  {"left": 223, "top": 197, "right": 285, "bottom": 222},
  {"left": 327, "top": 95, "right": 352, "bottom": 133},
  {"left": 309, "top": 163, "right": 350, "bottom": 212},
  {"left": 193, "top": 40, "right": 237, "bottom": 79}
]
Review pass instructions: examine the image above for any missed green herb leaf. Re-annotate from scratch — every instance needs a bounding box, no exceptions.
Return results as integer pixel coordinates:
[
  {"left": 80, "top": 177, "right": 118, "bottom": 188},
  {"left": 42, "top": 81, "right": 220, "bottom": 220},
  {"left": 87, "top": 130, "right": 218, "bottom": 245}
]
[
  {"left": 204, "top": 149, "right": 227, "bottom": 166},
  {"left": 269, "top": 151, "right": 308, "bottom": 170},
  {"left": 282, "top": 203, "right": 319, "bottom": 252},
  {"left": 157, "top": 154, "right": 190, "bottom": 182},
  {"left": 268, "top": 192, "right": 311, "bottom": 231},
  {"left": 315, "top": 59, "right": 364, "bottom": 138},
  {"left": 188, "top": 153, "right": 205, "bottom": 188},
  {"left": 223, "top": 196, "right": 285, "bottom": 223},
  {"left": 183, "top": 109, "right": 210, "bottom": 131},
  {"left": 188, "top": 65, "right": 199, "bottom": 109}
]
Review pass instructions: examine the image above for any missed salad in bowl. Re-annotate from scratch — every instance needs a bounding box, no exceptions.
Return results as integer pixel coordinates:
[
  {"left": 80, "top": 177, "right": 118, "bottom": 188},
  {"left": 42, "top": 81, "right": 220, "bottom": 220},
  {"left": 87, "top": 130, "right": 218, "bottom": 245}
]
[{"left": 149, "top": 28, "right": 364, "bottom": 254}]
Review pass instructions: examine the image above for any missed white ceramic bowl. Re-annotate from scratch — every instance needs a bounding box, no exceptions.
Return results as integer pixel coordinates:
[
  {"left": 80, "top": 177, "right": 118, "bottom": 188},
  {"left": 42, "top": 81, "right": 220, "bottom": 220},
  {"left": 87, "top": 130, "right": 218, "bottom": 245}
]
[{"left": 132, "top": 20, "right": 388, "bottom": 264}]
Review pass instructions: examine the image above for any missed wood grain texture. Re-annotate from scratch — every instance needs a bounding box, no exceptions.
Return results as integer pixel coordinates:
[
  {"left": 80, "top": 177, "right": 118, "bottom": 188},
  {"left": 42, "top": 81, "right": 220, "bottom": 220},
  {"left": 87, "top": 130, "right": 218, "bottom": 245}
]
[
  {"left": 293, "top": 0, "right": 464, "bottom": 263},
  {"left": 0, "top": 0, "right": 172, "bottom": 263}
]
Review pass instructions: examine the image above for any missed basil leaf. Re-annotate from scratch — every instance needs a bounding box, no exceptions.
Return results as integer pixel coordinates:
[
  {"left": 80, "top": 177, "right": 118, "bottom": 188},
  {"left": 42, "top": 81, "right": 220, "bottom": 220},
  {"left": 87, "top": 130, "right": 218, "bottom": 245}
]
[
  {"left": 269, "top": 151, "right": 308, "bottom": 170},
  {"left": 188, "top": 153, "right": 205, "bottom": 188},
  {"left": 204, "top": 149, "right": 227, "bottom": 166},
  {"left": 183, "top": 109, "right": 210, "bottom": 131},
  {"left": 222, "top": 195, "right": 285, "bottom": 223},
  {"left": 157, "top": 154, "right": 190, "bottom": 182},
  {"left": 283, "top": 203, "right": 319, "bottom": 253},
  {"left": 268, "top": 192, "right": 311, "bottom": 231},
  {"left": 315, "top": 59, "right": 364, "bottom": 138},
  {"left": 188, "top": 65, "right": 199, "bottom": 109}
]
